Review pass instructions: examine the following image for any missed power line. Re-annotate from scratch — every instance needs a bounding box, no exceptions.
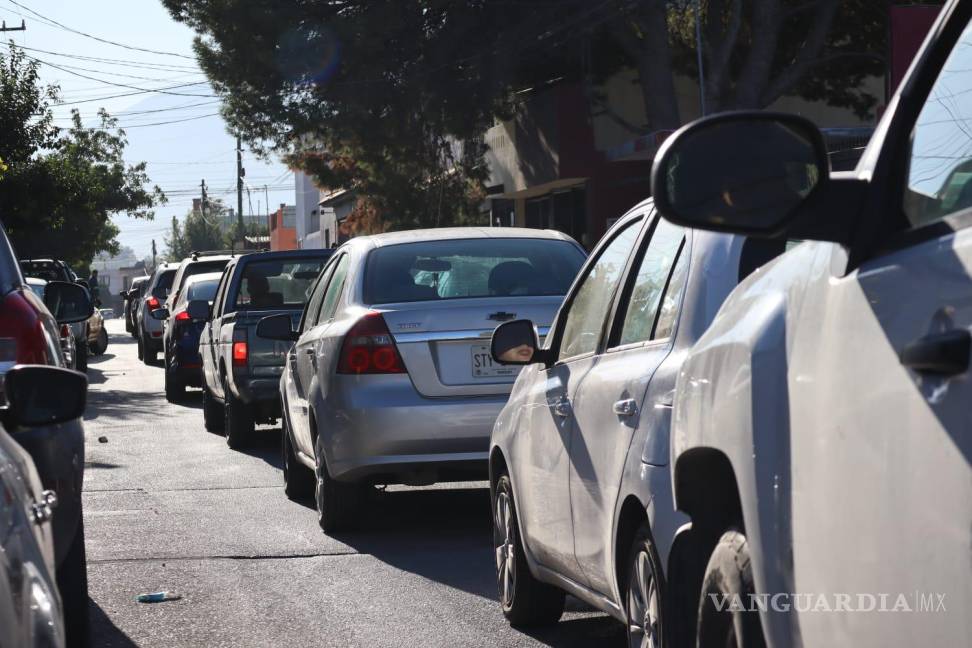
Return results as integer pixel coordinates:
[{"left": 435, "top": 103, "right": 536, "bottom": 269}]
[
  {"left": 72, "top": 112, "right": 220, "bottom": 130},
  {"left": 50, "top": 100, "right": 220, "bottom": 120},
  {"left": 9, "top": 45, "right": 199, "bottom": 72},
  {"left": 49, "top": 82, "right": 214, "bottom": 106},
  {"left": 4, "top": 0, "right": 196, "bottom": 59}
]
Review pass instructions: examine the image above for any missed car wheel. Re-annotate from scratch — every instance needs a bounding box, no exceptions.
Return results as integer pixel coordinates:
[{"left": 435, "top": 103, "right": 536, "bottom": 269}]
[
  {"left": 58, "top": 515, "right": 90, "bottom": 648},
  {"left": 75, "top": 339, "right": 88, "bottom": 373},
  {"left": 224, "top": 382, "right": 254, "bottom": 449},
  {"left": 696, "top": 530, "right": 766, "bottom": 648},
  {"left": 493, "top": 473, "right": 565, "bottom": 626},
  {"left": 313, "top": 434, "right": 361, "bottom": 533},
  {"left": 283, "top": 420, "right": 314, "bottom": 500},
  {"left": 202, "top": 385, "right": 224, "bottom": 433},
  {"left": 94, "top": 327, "right": 108, "bottom": 355},
  {"left": 136, "top": 333, "right": 144, "bottom": 360},
  {"left": 164, "top": 357, "right": 185, "bottom": 402},
  {"left": 625, "top": 523, "right": 665, "bottom": 648}
]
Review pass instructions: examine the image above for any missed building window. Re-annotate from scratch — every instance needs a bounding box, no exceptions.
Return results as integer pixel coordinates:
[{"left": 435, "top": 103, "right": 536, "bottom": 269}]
[{"left": 525, "top": 186, "right": 587, "bottom": 244}]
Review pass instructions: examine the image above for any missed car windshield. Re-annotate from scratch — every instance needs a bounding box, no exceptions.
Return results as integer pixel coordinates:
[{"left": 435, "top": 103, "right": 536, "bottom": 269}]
[
  {"left": 20, "top": 261, "right": 68, "bottom": 283},
  {"left": 233, "top": 258, "right": 326, "bottom": 309},
  {"left": 364, "top": 238, "right": 586, "bottom": 304},
  {"left": 27, "top": 281, "right": 46, "bottom": 299}
]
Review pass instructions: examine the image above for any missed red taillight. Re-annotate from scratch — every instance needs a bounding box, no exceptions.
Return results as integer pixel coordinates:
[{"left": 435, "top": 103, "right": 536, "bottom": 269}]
[
  {"left": 0, "top": 291, "right": 49, "bottom": 365},
  {"left": 60, "top": 324, "right": 70, "bottom": 338},
  {"left": 232, "top": 341, "right": 248, "bottom": 366},
  {"left": 337, "top": 311, "right": 406, "bottom": 375},
  {"left": 146, "top": 296, "right": 160, "bottom": 310},
  {"left": 175, "top": 310, "right": 190, "bottom": 321}
]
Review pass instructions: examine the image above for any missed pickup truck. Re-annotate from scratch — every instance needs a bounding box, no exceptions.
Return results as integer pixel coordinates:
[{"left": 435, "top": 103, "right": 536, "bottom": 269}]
[{"left": 196, "top": 249, "right": 334, "bottom": 448}]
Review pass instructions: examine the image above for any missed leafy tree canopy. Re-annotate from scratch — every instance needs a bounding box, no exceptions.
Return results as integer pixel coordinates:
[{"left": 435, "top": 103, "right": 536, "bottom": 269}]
[
  {"left": 0, "top": 45, "right": 165, "bottom": 268},
  {"left": 164, "top": 0, "right": 895, "bottom": 229}
]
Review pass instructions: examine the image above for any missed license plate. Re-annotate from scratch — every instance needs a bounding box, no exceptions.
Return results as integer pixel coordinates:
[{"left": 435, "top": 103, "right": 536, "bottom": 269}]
[{"left": 471, "top": 344, "right": 519, "bottom": 378}]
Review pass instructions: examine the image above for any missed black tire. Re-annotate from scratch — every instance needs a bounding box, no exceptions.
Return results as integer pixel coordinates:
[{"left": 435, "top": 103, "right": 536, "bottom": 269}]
[
  {"left": 696, "top": 530, "right": 766, "bottom": 648},
  {"left": 283, "top": 418, "right": 314, "bottom": 500},
  {"left": 164, "top": 356, "right": 185, "bottom": 402},
  {"left": 224, "top": 382, "right": 254, "bottom": 449},
  {"left": 141, "top": 335, "right": 156, "bottom": 365},
  {"left": 95, "top": 327, "right": 108, "bottom": 355},
  {"left": 202, "top": 385, "right": 224, "bottom": 432},
  {"left": 493, "top": 473, "right": 565, "bottom": 626},
  {"left": 58, "top": 516, "right": 90, "bottom": 648},
  {"left": 625, "top": 523, "right": 666, "bottom": 648},
  {"left": 314, "top": 434, "right": 362, "bottom": 533},
  {"left": 75, "top": 339, "right": 88, "bottom": 373},
  {"left": 136, "top": 332, "right": 144, "bottom": 360}
]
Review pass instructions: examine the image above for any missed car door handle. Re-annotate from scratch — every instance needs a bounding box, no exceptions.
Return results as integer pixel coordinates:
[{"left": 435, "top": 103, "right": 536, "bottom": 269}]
[
  {"left": 613, "top": 398, "right": 637, "bottom": 417},
  {"left": 899, "top": 329, "right": 971, "bottom": 376},
  {"left": 553, "top": 398, "right": 571, "bottom": 418}
]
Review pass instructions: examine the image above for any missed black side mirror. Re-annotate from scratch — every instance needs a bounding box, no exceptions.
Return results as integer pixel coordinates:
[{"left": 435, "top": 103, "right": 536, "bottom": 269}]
[
  {"left": 2, "top": 365, "right": 87, "bottom": 427},
  {"left": 256, "top": 314, "right": 298, "bottom": 341},
  {"left": 491, "top": 319, "right": 540, "bottom": 365},
  {"left": 44, "top": 281, "right": 94, "bottom": 324},
  {"left": 651, "top": 112, "right": 829, "bottom": 237},
  {"left": 150, "top": 307, "right": 170, "bottom": 321},
  {"left": 186, "top": 299, "right": 210, "bottom": 321}
]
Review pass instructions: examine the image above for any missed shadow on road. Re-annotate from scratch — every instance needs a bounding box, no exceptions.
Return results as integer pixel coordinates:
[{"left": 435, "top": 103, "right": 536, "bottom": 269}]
[
  {"left": 84, "top": 389, "right": 166, "bottom": 422},
  {"left": 88, "top": 352, "right": 116, "bottom": 365},
  {"left": 234, "top": 427, "right": 284, "bottom": 470},
  {"left": 88, "top": 596, "right": 139, "bottom": 647}
]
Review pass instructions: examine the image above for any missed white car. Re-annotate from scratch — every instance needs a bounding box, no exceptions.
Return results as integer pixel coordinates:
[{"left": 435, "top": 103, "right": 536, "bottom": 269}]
[
  {"left": 487, "top": 200, "right": 785, "bottom": 643},
  {"left": 651, "top": 1, "right": 972, "bottom": 646}
]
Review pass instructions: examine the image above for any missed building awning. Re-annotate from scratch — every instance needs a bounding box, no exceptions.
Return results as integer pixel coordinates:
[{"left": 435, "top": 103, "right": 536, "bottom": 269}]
[
  {"left": 245, "top": 235, "right": 270, "bottom": 244},
  {"left": 490, "top": 178, "right": 587, "bottom": 200}
]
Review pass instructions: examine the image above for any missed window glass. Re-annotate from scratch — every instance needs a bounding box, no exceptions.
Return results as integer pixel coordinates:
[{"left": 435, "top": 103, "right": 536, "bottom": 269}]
[
  {"left": 187, "top": 277, "right": 221, "bottom": 302},
  {"left": 363, "top": 238, "right": 585, "bottom": 304},
  {"left": 316, "top": 255, "right": 350, "bottom": 324},
  {"left": 152, "top": 269, "right": 176, "bottom": 298},
  {"left": 301, "top": 261, "right": 336, "bottom": 333},
  {"left": 557, "top": 223, "right": 640, "bottom": 361},
  {"left": 233, "top": 258, "right": 326, "bottom": 310},
  {"left": 617, "top": 219, "right": 685, "bottom": 346},
  {"left": 653, "top": 242, "right": 689, "bottom": 340},
  {"left": 905, "top": 19, "right": 972, "bottom": 227}
]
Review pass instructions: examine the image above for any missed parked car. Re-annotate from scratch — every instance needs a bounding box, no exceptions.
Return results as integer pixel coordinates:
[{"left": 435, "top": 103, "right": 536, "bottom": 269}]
[
  {"left": 27, "top": 277, "right": 81, "bottom": 369},
  {"left": 0, "top": 365, "right": 88, "bottom": 648},
  {"left": 644, "top": 3, "right": 972, "bottom": 647},
  {"left": 486, "top": 201, "right": 786, "bottom": 641},
  {"left": 123, "top": 275, "right": 149, "bottom": 336},
  {"left": 20, "top": 258, "right": 89, "bottom": 372},
  {"left": 3, "top": 232, "right": 94, "bottom": 646},
  {"left": 164, "top": 251, "right": 236, "bottom": 316},
  {"left": 86, "top": 307, "right": 107, "bottom": 357},
  {"left": 154, "top": 271, "right": 223, "bottom": 402},
  {"left": 199, "top": 249, "right": 333, "bottom": 440},
  {"left": 256, "top": 229, "right": 586, "bottom": 531},
  {"left": 136, "top": 262, "right": 177, "bottom": 364}
]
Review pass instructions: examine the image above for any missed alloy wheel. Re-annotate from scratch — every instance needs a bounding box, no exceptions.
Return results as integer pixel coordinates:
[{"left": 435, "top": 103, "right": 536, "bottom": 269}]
[
  {"left": 627, "top": 549, "right": 661, "bottom": 648},
  {"left": 494, "top": 490, "right": 516, "bottom": 608}
]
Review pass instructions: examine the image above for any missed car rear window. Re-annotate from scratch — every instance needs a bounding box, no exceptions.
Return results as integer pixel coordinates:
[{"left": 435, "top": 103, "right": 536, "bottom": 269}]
[
  {"left": 233, "top": 258, "right": 327, "bottom": 310},
  {"left": 152, "top": 269, "right": 176, "bottom": 297},
  {"left": 20, "top": 260, "right": 70, "bottom": 283},
  {"left": 183, "top": 260, "right": 229, "bottom": 283},
  {"left": 364, "top": 238, "right": 586, "bottom": 304},
  {"left": 187, "top": 278, "right": 220, "bottom": 302}
]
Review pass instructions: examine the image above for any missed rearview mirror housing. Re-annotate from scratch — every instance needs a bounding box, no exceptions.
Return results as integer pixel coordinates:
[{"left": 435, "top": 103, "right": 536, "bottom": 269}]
[
  {"left": 651, "top": 112, "right": 861, "bottom": 245},
  {"left": 491, "top": 319, "right": 540, "bottom": 365},
  {"left": 44, "top": 281, "right": 94, "bottom": 324},
  {"left": 2, "top": 365, "right": 87, "bottom": 427},
  {"left": 256, "top": 313, "right": 298, "bottom": 342},
  {"left": 186, "top": 299, "right": 210, "bottom": 321}
]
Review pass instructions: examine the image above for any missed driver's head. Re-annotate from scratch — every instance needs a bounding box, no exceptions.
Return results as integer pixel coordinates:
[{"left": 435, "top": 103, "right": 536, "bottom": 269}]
[{"left": 247, "top": 273, "right": 269, "bottom": 297}]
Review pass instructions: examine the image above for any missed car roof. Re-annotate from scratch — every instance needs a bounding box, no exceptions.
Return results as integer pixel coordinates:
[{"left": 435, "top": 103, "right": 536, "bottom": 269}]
[
  {"left": 183, "top": 271, "right": 223, "bottom": 285},
  {"left": 131, "top": 276, "right": 149, "bottom": 285},
  {"left": 355, "top": 227, "right": 580, "bottom": 249},
  {"left": 25, "top": 277, "right": 46, "bottom": 285}
]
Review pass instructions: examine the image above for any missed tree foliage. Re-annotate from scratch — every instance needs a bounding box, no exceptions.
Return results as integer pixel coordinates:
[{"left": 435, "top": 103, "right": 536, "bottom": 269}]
[
  {"left": 0, "top": 45, "right": 165, "bottom": 268},
  {"left": 163, "top": 198, "right": 268, "bottom": 261},
  {"left": 164, "top": 0, "right": 894, "bottom": 229}
]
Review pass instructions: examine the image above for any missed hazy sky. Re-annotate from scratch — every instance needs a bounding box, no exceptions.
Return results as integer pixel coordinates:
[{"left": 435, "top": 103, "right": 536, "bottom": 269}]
[{"left": 2, "top": 0, "right": 295, "bottom": 260}]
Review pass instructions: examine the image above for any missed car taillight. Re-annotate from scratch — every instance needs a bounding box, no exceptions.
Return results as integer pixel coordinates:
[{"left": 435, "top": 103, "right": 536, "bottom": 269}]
[
  {"left": 60, "top": 324, "right": 70, "bottom": 338},
  {"left": 232, "top": 329, "right": 248, "bottom": 367},
  {"left": 175, "top": 310, "right": 190, "bottom": 321},
  {"left": 337, "top": 311, "right": 406, "bottom": 375},
  {"left": 0, "top": 291, "right": 49, "bottom": 365},
  {"left": 146, "top": 296, "right": 160, "bottom": 310}
]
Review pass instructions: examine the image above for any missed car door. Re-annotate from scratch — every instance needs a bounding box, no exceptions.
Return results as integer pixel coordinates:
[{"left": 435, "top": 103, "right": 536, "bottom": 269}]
[
  {"left": 290, "top": 256, "right": 344, "bottom": 454},
  {"left": 203, "top": 270, "right": 230, "bottom": 398},
  {"left": 514, "top": 219, "right": 643, "bottom": 577},
  {"left": 567, "top": 215, "right": 688, "bottom": 595},
  {"left": 789, "top": 11, "right": 972, "bottom": 646}
]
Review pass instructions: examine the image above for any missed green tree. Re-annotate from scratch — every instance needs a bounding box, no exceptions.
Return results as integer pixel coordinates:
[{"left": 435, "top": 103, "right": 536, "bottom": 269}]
[
  {"left": 164, "top": 0, "right": 893, "bottom": 228},
  {"left": 0, "top": 45, "right": 165, "bottom": 267}
]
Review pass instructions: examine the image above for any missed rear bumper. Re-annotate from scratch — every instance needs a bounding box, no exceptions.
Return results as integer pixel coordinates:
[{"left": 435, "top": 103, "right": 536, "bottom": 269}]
[
  {"left": 319, "top": 374, "right": 504, "bottom": 483},
  {"left": 230, "top": 373, "right": 283, "bottom": 419}
]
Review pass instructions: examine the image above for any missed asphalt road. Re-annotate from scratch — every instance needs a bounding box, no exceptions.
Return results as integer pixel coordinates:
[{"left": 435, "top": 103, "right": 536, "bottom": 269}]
[{"left": 83, "top": 318, "right": 624, "bottom": 648}]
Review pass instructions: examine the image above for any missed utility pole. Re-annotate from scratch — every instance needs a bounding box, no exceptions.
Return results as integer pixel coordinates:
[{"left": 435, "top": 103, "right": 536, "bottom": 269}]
[
  {"left": 694, "top": 0, "right": 706, "bottom": 116},
  {"left": 264, "top": 184, "right": 270, "bottom": 232},
  {"left": 151, "top": 239, "right": 157, "bottom": 270},
  {"left": 200, "top": 179, "right": 208, "bottom": 221},
  {"left": 0, "top": 20, "right": 26, "bottom": 32},
  {"left": 236, "top": 135, "right": 245, "bottom": 236}
]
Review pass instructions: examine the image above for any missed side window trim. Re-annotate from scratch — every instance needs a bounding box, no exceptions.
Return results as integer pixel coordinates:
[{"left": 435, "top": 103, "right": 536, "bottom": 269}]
[
  {"left": 211, "top": 269, "right": 229, "bottom": 317},
  {"left": 316, "top": 254, "right": 350, "bottom": 325},
  {"left": 648, "top": 237, "right": 689, "bottom": 341},
  {"left": 548, "top": 216, "right": 647, "bottom": 365},
  {"left": 299, "top": 258, "right": 337, "bottom": 334}
]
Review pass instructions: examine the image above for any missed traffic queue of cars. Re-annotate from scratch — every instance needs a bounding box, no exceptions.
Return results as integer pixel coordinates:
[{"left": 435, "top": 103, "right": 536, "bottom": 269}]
[
  {"left": 0, "top": 225, "right": 96, "bottom": 648},
  {"left": 141, "top": 5, "right": 969, "bottom": 646}
]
